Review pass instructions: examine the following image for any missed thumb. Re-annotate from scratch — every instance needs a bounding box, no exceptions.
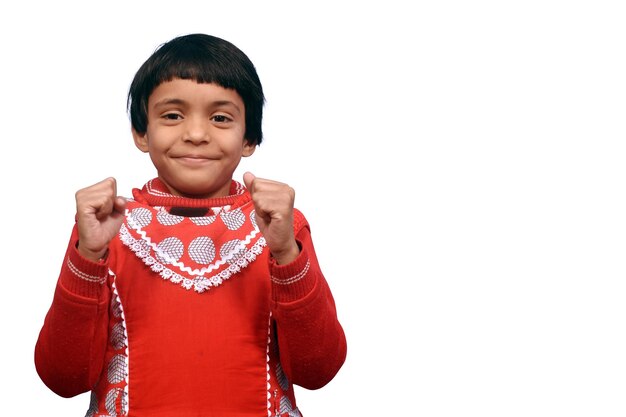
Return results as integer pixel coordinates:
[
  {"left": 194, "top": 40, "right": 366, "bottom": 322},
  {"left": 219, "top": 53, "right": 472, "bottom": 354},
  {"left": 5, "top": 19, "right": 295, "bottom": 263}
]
[
  {"left": 114, "top": 196, "right": 127, "bottom": 214},
  {"left": 243, "top": 171, "right": 256, "bottom": 190}
]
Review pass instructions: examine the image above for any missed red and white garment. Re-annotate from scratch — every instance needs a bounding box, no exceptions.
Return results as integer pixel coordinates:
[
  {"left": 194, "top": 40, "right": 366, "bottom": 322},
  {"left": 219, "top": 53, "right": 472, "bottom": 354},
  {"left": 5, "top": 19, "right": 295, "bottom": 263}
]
[{"left": 35, "top": 178, "right": 347, "bottom": 417}]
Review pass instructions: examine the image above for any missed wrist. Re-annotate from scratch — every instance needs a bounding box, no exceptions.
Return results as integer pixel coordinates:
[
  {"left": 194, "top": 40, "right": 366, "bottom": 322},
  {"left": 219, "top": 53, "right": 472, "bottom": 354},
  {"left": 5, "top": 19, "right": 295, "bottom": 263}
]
[
  {"left": 271, "top": 241, "right": 300, "bottom": 265},
  {"left": 77, "top": 244, "right": 108, "bottom": 262}
]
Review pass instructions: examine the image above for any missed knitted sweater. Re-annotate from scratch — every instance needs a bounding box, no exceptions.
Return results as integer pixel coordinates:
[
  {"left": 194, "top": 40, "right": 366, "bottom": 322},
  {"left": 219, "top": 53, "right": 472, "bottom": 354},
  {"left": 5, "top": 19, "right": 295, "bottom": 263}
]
[{"left": 35, "top": 179, "right": 346, "bottom": 417}]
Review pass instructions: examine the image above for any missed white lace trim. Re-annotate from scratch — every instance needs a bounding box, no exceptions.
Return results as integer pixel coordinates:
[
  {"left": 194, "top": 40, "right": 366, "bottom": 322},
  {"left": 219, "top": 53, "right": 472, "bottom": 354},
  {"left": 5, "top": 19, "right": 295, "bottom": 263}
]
[
  {"left": 266, "top": 311, "right": 273, "bottom": 417},
  {"left": 125, "top": 208, "right": 262, "bottom": 276},
  {"left": 110, "top": 273, "right": 130, "bottom": 415},
  {"left": 119, "top": 224, "right": 266, "bottom": 293}
]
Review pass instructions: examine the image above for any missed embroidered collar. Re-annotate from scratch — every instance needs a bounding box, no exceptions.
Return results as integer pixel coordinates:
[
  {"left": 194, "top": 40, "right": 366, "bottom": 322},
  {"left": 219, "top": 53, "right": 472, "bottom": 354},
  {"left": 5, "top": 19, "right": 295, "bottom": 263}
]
[{"left": 119, "top": 178, "right": 266, "bottom": 293}]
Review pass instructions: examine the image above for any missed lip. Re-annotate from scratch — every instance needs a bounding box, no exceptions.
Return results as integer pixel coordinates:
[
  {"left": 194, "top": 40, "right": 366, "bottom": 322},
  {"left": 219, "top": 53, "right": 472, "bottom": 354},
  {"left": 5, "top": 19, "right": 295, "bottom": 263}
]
[{"left": 173, "top": 155, "right": 215, "bottom": 165}]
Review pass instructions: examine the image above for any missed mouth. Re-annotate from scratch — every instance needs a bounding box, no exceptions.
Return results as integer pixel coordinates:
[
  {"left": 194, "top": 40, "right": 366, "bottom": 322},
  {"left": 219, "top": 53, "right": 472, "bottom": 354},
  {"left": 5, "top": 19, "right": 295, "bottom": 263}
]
[{"left": 174, "top": 155, "right": 215, "bottom": 165}]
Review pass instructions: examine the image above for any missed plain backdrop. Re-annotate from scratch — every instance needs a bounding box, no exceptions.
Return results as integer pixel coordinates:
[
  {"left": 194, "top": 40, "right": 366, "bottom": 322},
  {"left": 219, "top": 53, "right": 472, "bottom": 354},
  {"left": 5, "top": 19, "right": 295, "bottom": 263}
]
[{"left": 1, "top": 1, "right": 625, "bottom": 415}]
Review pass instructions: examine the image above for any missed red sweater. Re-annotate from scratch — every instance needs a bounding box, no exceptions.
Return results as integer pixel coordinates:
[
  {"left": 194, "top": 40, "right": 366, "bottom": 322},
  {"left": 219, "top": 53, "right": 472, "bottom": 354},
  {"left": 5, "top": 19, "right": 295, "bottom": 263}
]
[{"left": 35, "top": 179, "right": 346, "bottom": 417}]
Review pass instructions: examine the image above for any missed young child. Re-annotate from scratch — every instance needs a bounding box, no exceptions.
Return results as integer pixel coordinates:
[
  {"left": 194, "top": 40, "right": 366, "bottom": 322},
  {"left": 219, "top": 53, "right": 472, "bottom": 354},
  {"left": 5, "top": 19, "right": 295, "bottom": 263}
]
[{"left": 35, "top": 33, "right": 347, "bottom": 417}]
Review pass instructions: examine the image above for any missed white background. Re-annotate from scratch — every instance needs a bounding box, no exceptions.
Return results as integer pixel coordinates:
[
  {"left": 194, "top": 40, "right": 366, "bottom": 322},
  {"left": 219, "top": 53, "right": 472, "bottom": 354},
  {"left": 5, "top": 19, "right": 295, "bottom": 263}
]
[{"left": 1, "top": 1, "right": 625, "bottom": 415}]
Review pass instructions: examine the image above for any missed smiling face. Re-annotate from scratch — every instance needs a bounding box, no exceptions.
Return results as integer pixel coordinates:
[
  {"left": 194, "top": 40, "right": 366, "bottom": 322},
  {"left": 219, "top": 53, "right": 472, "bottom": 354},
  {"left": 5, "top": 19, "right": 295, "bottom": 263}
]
[{"left": 133, "top": 78, "right": 256, "bottom": 199}]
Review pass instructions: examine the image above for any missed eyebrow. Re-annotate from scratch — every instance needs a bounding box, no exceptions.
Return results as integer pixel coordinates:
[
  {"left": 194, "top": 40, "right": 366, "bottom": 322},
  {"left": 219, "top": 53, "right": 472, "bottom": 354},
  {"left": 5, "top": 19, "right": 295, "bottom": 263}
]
[
  {"left": 153, "top": 98, "right": 186, "bottom": 107},
  {"left": 153, "top": 98, "right": 242, "bottom": 114},
  {"left": 213, "top": 100, "right": 241, "bottom": 113}
]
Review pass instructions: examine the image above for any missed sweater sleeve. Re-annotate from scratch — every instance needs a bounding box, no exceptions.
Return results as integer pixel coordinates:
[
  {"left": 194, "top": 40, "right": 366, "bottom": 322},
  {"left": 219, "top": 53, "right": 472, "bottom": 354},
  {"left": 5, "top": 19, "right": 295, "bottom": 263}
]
[
  {"left": 269, "top": 210, "right": 347, "bottom": 390},
  {"left": 34, "top": 225, "right": 111, "bottom": 398}
]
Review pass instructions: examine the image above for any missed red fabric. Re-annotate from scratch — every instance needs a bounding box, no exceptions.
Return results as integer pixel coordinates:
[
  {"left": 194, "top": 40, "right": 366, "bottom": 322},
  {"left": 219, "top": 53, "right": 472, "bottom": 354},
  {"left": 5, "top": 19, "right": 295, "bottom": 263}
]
[{"left": 35, "top": 179, "right": 346, "bottom": 417}]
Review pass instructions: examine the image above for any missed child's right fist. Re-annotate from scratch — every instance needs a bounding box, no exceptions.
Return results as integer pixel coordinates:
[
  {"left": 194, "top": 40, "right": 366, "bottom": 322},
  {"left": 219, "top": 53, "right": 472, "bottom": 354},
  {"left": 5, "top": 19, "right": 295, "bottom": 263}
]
[{"left": 75, "top": 177, "right": 127, "bottom": 262}]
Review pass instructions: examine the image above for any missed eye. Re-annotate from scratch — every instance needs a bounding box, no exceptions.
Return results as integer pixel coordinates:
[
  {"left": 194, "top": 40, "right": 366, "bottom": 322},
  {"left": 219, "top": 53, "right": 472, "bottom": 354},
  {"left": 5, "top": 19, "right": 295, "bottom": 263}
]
[
  {"left": 212, "top": 114, "right": 231, "bottom": 123},
  {"left": 163, "top": 112, "right": 183, "bottom": 120}
]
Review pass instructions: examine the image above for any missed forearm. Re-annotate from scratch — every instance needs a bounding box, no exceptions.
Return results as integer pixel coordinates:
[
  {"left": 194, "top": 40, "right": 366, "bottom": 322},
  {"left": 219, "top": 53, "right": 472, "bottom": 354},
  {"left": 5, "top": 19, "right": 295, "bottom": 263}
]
[
  {"left": 35, "top": 227, "right": 110, "bottom": 397},
  {"left": 270, "top": 225, "right": 347, "bottom": 389}
]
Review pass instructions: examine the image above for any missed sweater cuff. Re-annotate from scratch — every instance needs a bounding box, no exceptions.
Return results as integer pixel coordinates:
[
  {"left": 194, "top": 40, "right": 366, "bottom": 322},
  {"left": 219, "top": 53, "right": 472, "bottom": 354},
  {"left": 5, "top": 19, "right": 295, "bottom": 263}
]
[
  {"left": 269, "top": 246, "right": 315, "bottom": 303},
  {"left": 60, "top": 244, "right": 108, "bottom": 299}
]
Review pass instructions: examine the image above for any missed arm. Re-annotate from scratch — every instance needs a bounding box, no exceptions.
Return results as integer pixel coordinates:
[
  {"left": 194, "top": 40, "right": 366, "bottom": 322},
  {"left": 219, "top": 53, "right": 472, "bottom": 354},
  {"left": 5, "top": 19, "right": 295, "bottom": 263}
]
[
  {"left": 243, "top": 172, "right": 347, "bottom": 389},
  {"left": 269, "top": 215, "right": 347, "bottom": 390},
  {"left": 34, "top": 226, "right": 111, "bottom": 397},
  {"left": 35, "top": 178, "right": 126, "bottom": 397}
]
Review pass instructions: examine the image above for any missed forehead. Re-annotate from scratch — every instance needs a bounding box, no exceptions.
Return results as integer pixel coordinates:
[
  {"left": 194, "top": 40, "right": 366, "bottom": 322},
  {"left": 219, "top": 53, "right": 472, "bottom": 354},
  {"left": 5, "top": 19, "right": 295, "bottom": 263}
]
[{"left": 148, "top": 78, "right": 244, "bottom": 109}]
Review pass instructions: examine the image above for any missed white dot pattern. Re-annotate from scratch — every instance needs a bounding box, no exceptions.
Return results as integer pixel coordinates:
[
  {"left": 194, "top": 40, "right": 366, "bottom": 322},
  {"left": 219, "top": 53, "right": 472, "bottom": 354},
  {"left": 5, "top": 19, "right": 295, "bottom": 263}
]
[
  {"left": 276, "top": 362, "right": 289, "bottom": 391},
  {"left": 111, "top": 297, "right": 122, "bottom": 318},
  {"left": 250, "top": 210, "right": 258, "bottom": 230},
  {"left": 188, "top": 236, "right": 216, "bottom": 264},
  {"left": 220, "top": 239, "right": 245, "bottom": 264},
  {"left": 157, "top": 210, "right": 184, "bottom": 226},
  {"left": 220, "top": 208, "right": 245, "bottom": 230},
  {"left": 105, "top": 388, "right": 127, "bottom": 416},
  {"left": 129, "top": 207, "right": 152, "bottom": 228},
  {"left": 110, "top": 323, "right": 126, "bottom": 350},
  {"left": 155, "top": 237, "right": 184, "bottom": 264},
  {"left": 190, "top": 215, "right": 216, "bottom": 226},
  {"left": 280, "top": 397, "right": 295, "bottom": 415},
  {"left": 107, "top": 354, "right": 127, "bottom": 384},
  {"left": 121, "top": 194, "right": 268, "bottom": 292}
]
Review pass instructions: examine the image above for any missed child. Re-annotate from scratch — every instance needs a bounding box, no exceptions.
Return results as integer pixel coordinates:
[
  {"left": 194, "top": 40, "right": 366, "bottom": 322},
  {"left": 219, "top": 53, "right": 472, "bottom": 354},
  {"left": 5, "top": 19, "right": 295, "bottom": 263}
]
[{"left": 35, "top": 33, "right": 347, "bottom": 417}]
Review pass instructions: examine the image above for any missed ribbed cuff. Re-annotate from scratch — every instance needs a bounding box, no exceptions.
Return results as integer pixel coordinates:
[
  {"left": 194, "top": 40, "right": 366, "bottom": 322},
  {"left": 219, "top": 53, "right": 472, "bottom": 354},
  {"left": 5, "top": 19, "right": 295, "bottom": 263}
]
[
  {"left": 60, "top": 245, "right": 108, "bottom": 299},
  {"left": 269, "top": 247, "right": 316, "bottom": 303}
]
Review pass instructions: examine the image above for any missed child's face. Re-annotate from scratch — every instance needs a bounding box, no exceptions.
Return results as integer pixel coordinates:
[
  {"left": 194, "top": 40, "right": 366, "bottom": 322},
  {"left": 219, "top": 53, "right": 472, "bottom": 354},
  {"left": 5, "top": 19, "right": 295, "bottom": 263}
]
[{"left": 133, "top": 78, "right": 255, "bottom": 199}]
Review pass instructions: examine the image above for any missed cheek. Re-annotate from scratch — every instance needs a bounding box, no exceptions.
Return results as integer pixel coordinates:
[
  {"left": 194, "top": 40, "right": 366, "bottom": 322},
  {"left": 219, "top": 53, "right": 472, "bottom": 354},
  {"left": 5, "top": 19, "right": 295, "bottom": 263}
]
[{"left": 145, "top": 131, "right": 166, "bottom": 151}]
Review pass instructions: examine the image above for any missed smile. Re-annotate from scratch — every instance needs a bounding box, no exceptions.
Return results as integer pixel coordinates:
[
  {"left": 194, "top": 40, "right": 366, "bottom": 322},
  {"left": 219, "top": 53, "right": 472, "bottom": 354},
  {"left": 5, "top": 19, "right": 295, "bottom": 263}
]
[{"left": 174, "top": 156, "right": 215, "bottom": 165}]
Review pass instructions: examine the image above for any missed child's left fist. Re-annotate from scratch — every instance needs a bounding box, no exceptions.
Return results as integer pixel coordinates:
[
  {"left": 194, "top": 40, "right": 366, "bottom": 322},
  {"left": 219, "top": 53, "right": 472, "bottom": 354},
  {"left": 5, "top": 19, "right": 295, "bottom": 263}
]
[{"left": 243, "top": 172, "right": 300, "bottom": 265}]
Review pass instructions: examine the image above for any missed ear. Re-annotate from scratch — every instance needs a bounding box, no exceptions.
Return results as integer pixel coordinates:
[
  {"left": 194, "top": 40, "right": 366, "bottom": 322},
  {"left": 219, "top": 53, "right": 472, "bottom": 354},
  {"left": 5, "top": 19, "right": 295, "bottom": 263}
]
[
  {"left": 132, "top": 128, "right": 149, "bottom": 153},
  {"left": 242, "top": 140, "right": 256, "bottom": 157}
]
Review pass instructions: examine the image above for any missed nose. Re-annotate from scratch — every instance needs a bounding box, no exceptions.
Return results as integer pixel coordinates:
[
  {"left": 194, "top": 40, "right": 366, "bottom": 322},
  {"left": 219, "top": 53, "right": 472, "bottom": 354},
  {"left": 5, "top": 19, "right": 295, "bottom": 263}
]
[{"left": 184, "top": 116, "right": 210, "bottom": 144}]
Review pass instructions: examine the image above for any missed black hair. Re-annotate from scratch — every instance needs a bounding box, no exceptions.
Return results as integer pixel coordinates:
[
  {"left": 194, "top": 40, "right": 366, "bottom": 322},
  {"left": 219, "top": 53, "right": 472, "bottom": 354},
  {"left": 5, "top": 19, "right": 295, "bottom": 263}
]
[{"left": 127, "top": 33, "right": 265, "bottom": 145}]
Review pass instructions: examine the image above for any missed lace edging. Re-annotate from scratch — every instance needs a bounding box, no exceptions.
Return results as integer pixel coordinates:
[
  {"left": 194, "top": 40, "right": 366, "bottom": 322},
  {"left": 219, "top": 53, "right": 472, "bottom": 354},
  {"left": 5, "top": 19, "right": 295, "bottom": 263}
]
[{"left": 118, "top": 224, "right": 266, "bottom": 293}]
